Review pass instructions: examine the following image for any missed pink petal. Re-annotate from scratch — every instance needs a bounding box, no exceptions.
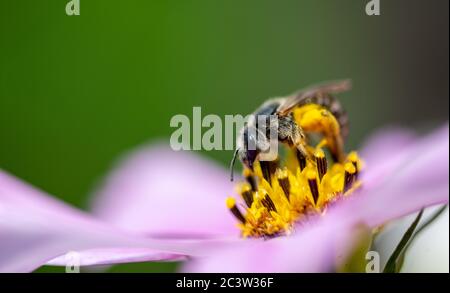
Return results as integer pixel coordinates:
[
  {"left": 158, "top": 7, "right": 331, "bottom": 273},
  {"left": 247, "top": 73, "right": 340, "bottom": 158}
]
[
  {"left": 47, "top": 248, "right": 186, "bottom": 267},
  {"left": 341, "top": 123, "right": 449, "bottom": 227},
  {"left": 0, "top": 170, "right": 234, "bottom": 272},
  {"left": 359, "top": 127, "right": 417, "bottom": 189},
  {"left": 182, "top": 215, "right": 368, "bottom": 273},
  {"left": 184, "top": 124, "right": 449, "bottom": 272},
  {"left": 90, "top": 143, "right": 237, "bottom": 237},
  {"left": 360, "top": 126, "right": 417, "bottom": 169}
]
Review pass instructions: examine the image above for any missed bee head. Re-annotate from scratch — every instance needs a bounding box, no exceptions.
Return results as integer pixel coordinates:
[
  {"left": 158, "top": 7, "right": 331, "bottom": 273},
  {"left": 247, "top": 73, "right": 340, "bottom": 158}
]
[
  {"left": 240, "top": 148, "right": 257, "bottom": 171},
  {"left": 230, "top": 148, "right": 259, "bottom": 181}
]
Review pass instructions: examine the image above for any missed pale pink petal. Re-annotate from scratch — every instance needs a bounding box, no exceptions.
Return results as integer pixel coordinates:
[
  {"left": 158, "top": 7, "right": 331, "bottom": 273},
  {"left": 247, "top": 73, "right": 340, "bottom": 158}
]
[
  {"left": 91, "top": 143, "right": 237, "bottom": 237},
  {"left": 0, "top": 170, "right": 233, "bottom": 272},
  {"left": 360, "top": 125, "right": 448, "bottom": 190},
  {"left": 182, "top": 215, "right": 367, "bottom": 273},
  {"left": 360, "top": 127, "right": 417, "bottom": 168},
  {"left": 47, "top": 248, "right": 186, "bottom": 267},
  {"left": 346, "top": 123, "right": 449, "bottom": 227}
]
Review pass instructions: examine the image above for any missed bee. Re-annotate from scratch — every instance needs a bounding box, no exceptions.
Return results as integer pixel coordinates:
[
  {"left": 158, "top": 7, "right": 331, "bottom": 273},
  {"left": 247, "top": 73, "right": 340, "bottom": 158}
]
[{"left": 230, "top": 79, "right": 351, "bottom": 181}]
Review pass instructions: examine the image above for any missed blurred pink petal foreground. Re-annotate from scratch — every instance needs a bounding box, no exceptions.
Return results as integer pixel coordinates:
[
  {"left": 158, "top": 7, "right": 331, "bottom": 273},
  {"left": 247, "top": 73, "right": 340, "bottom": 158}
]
[{"left": 0, "top": 124, "right": 448, "bottom": 272}]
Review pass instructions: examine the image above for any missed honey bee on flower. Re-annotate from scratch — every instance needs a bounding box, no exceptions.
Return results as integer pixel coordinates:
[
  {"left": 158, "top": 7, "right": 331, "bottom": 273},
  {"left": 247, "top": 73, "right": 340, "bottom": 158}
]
[{"left": 227, "top": 80, "right": 364, "bottom": 238}]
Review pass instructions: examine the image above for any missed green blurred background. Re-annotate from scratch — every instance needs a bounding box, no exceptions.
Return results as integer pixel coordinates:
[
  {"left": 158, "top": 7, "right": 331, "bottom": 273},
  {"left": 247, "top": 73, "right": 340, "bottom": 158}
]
[{"left": 0, "top": 0, "right": 448, "bottom": 272}]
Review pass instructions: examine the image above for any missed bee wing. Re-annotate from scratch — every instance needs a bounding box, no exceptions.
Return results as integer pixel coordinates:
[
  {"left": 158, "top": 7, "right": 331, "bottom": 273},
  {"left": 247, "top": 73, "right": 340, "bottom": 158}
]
[{"left": 276, "top": 79, "right": 352, "bottom": 116}]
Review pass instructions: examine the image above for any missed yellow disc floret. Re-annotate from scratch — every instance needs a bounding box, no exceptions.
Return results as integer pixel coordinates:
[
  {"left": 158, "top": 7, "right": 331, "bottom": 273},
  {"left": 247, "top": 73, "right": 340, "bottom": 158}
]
[{"left": 228, "top": 150, "right": 363, "bottom": 238}]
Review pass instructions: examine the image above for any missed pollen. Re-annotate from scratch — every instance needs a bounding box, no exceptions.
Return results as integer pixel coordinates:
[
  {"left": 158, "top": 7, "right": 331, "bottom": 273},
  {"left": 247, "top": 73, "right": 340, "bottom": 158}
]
[{"left": 227, "top": 144, "right": 364, "bottom": 238}]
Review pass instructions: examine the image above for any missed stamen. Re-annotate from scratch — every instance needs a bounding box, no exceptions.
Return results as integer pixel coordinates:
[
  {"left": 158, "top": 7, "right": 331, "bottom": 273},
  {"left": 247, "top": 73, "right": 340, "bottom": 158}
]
[
  {"left": 276, "top": 169, "right": 291, "bottom": 201},
  {"left": 259, "top": 160, "right": 277, "bottom": 184},
  {"left": 343, "top": 162, "right": 356, "bottom": 193},
  {"left": 241, "top": 185, "right": 254, "bottom": 208},
  {"left": 314, "top": 148, "right": 327, "bottom": 181},
  {"left": 296, "top": 150, "right": 307, "bottom": 171},
  {"left": 244, "top": 169, "right": 258, "bottom": 191},
  {"left": 307, "top": 169, "right": 319, "bottom": 204},
  {"left": 226, "top": 197, "right": 246, "bottom": 223},
  {"left": 261, "top": 193, "right": 277, "bottom": 212},
  {"left": 348, "top": 151, "right": 359, "bottom": 179}
]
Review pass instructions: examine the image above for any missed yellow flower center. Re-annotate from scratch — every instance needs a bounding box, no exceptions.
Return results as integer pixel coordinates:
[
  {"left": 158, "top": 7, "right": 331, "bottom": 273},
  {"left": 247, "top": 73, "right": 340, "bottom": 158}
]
[{"left": 226, "top": 106, "right": 364, "bottom": 238}]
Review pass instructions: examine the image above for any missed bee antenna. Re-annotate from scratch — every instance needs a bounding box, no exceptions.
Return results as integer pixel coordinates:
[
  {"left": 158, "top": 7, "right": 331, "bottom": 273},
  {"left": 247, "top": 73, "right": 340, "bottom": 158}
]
[{"left": 230, "top": 148, "right": 240, "bottom": 182}]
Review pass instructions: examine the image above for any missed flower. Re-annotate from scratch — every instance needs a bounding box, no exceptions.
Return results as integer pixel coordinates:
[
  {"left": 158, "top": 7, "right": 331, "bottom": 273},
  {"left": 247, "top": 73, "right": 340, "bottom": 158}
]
[
  {"left": 225, "top": 147, "right": 363, "bottom": 238},
  {"left": 0, "top": 123, "right": 448, "bottom": 272}
]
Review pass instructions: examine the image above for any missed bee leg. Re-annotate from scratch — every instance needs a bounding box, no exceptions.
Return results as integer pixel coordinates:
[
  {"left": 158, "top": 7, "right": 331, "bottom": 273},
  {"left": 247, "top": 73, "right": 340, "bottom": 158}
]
[
  {"left": 329, "top": 134, "right": 345, "bottom": 163},
  {"left": 315, "top": 136, "right": 344, "bottom": 163},
  {"left": 295, "top": 106, "right": 346, "bottom": 163},
  {"left": 278, "top": 116, "right": 308, "bottom": 170}
]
